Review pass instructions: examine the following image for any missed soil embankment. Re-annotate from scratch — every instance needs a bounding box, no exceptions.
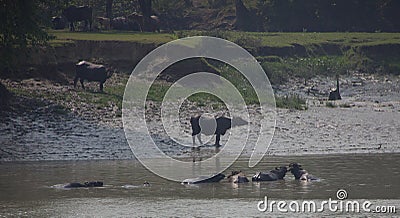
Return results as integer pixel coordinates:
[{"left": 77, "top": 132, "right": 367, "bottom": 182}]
[
  {"left": 6, "top": 41, "right": 157, "bottom": 82},
  {"left": 1, "top": 36, "right": 400, "bottom": 161}
]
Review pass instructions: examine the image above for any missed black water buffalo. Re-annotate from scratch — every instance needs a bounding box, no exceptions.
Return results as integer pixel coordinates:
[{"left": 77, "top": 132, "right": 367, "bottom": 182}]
[
  {"left": 227, "top": 171, "right": 249, "bottom": 183},
  {"left": 74, "top": 61, "right": 114, "bottom": 92},
  {"left": 96, "top": 17, "right": 111, "bottom": 30},
  {"left": 182, "top": 173, "right": 225, "bottom": 184},
  {"left": 190, "top": 115, "right": 248, "bottom": 147},
  {"left": 64, "top": 181, "right": 103, "bottom": 188},
  {"left": 111, "top": 17, "right": 140, "bottom": 31},
  {"left": 288, "top": 163, "right": 319, "bottom": 181},
  {"left": 252, "top": 166, "right": 288, "bottom": 181},
  {"left": 62, "top": 5, "right": 92, "bottom": 31},
  {"left": 127, "top": 12, "right": 160, "bottom": 32},
  {"left": 51, "top": 16, "right": 66, "bottom": 29}
]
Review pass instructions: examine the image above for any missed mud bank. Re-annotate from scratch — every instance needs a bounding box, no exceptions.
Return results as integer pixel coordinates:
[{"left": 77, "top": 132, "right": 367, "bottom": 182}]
[
  {"left": 2, "top": 40, "right": 157, "bottom": 81},
  {"left": 1, "top": 73, "right": 399, "bottom": 161}
]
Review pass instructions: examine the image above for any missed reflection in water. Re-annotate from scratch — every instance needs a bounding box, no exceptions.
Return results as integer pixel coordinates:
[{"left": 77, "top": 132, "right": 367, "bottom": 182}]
[{"left": 0, "top": 154, "right": 399, "bottom": 217}]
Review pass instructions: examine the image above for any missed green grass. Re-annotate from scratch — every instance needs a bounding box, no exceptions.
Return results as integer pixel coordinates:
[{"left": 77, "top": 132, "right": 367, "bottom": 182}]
[
  {"left": 35, "top": 30, "right": 400, "bottom": 111},
  {"left": 276, "top": 94, "right": 307, "bottom": 110},
  {"left": 325, "top": 102, "right": 337, "bottom": 108},
  {"left": 261, "top": 55, "right": 351, "bottom": 85},
  {"left": 48, "top": 30, "right": 176, "bottom": 45},
  {"left": 176, "top": 31, "right": 400, "bottom": 48},
  {"left": 50, "top": 30, "right": 400, "bottom": 49}
]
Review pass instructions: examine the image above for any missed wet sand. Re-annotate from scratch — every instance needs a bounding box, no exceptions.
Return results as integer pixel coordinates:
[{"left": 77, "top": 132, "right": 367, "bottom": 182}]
[{"left": 0, "top": 73, "right": 399, "bottom": 161}]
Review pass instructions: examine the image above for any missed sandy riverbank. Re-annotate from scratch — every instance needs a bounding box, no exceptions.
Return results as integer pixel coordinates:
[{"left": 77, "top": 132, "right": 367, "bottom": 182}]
[{"left": 0, "top": 73, "right": 399, "bottom": 161}]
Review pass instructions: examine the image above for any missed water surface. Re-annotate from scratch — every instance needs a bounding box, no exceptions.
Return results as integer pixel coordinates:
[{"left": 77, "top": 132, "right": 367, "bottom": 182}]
[{"left": 1, "top": 154, "right": 399, "bottom": 217}]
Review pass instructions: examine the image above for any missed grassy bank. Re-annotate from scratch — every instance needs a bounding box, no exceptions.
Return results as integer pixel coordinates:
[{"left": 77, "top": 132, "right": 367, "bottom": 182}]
[
  {"left": 49, "top": 30, "right": 176, "bottom": 46},
  {"left": 7, "top": 30, "right": 396, "bottom": 113},
  {"left": 49, "top": 30, "right": 400, "bottom": 80}
]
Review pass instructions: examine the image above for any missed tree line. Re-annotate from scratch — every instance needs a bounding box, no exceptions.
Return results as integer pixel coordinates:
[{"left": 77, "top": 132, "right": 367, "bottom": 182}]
[{"left": 254, "top": 0, "right": 400, "bottom": 32}]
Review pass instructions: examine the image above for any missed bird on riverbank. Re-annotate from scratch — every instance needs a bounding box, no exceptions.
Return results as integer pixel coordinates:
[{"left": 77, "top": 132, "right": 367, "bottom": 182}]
[{"left": 328, "top": 75, "right": 342, "bottom": 100}]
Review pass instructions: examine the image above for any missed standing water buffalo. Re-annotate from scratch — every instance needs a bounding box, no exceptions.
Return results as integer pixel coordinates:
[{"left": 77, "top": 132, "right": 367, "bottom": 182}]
[
  {"left": 252, "top": 166, "right": 288, "bottom": 181},
  {"left": 74, "top": 61, "right": 114, "bottom": 92},
  {"left": 111, "top": 17, "right": 140, "bottom": 31},
  {"left": 127, "top": 12, "right": 160, "bottom": 32},
  {"left": 190, "top": 115, "right": 248, "bottom": 148},
  {"left": 62, "top": 5, "right": 93, "bottom": 31},
  {"left": 51, "top": 16, "right": 66, "bottom": 29}
]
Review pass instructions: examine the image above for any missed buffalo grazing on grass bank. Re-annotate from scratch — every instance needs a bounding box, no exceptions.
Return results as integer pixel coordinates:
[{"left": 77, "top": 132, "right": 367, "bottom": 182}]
[{"left": 74, "top": 61, "right": 114, "bottom": 92}]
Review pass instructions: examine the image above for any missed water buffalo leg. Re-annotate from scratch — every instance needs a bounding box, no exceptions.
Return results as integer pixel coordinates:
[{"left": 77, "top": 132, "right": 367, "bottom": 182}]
[
  {"left": 196, "top": 134, "right": 203, "bottom": 145},
  {"left": 73, "top": 77, "right": 79, "bottom": 88},
  {"left": 215, "top": 134, "right": 221, "bottom": 147},
  {"left": 80, "top": 79, "right": 85, "bottom": 89},
  {"left": 70, "top": 22, "right": 74, "bottom": 31},
  {"left": 100, "top": 82, "right": 104, "bottom": 92}
]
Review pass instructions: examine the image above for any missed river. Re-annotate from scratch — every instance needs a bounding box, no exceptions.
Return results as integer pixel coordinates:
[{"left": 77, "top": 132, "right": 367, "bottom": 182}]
[{"left": 1, "top": 154, "right": 399, "bottom": 217}]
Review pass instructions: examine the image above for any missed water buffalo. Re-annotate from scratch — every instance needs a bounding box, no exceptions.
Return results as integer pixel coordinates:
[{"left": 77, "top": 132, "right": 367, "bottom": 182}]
[
  {"left": 252, "top": 166, "right": 288, "bottom": 181},
  {"left": 190, "top": 115, "right": 248, "bottom": 148},
  {"left": 288, "top": 163, "right": 319, "bottom": 181},
  {"left": 64, "top": 181, "right": 103, "bottom": 188},
  {"left": 74, "top": 61, "right": 114, "bottom": 92},
  {"left": 51, "top": 16, "right": 66, "bottom": 29},
  {"left": 127, "top": 12, "right": 160, "bottom": 32},
  {"left": 182, "top": 173, "right": 225, "bottom": 184},
  {"left": 111, "top": 16, "right": 140, "bottom": 31},
  {"left": 96, "top": 17, "right": 110, "bottom": 30},
  {"left": 62, "top": 5, "right": 92, "bottom": 31},
  {"left": 227, "top": 171, "right": 249, "bottom": 183}
]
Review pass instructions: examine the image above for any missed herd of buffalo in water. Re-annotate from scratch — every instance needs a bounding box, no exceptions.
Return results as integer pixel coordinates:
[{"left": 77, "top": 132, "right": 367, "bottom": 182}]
[{"left": 63, "top": 163, "right": 318, "bottom": 188}]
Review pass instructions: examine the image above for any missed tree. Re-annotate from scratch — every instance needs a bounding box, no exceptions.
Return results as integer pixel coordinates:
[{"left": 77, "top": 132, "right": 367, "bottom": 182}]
[
  {"left": 0, "top": 0, "right": 49, "bottom": 98},
  {"left": 139, "top": 0, "right": 152, "bottom": 18},
  {"left": 106, "top": 0, "right": 113, "bottom": 19},
  {"left": 234, "top": 0, "right": 258, "bottom": 31},
  {"left": 0, "top": 0, "right": 48, "bottom": 48}
]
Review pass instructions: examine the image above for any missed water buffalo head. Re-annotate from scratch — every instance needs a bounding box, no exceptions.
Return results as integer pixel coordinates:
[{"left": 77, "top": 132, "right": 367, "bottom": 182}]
[
  {"left": 106, "top": 66, "right": 116, "bottom": 79},
  {"left": 288, "top": 163, "right": 302, "bottom": 171},
  {"left": 231, "top": 116, "right": 248, "bottom": 127},
  {"left": 288, "top": 163, "right": 308, "bottom": 180}
]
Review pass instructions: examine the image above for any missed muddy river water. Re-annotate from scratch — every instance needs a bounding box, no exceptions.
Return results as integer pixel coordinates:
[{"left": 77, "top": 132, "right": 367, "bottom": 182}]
[{"left": 0, "top": 154, "right": 399, "bottom": 217}]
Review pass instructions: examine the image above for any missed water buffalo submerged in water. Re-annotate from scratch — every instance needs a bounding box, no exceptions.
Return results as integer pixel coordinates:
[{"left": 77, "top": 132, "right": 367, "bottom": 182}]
[
  {"left": 252, "top": 166, "right": 288, "bottom": 181},
  {"left": 74, "top": 61, "right": 113, "bottom": 92},
  {"left": 227, "top": 171, "right": 249, "bottom": 183},
  {"left": 288, "top": 163, "right": 319, "bottom": 181},
  {"left": 64, "top": 181, "right": 103, "bottom": 188},
  {"left": 182, "top": 173, "right": 225, "bottom": 184},
  {"left": 62, "top": 5, "right": 93, "bottom": 31},
  {"left": 190, "top": 115, "right": 248, "bottom": 147}
]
